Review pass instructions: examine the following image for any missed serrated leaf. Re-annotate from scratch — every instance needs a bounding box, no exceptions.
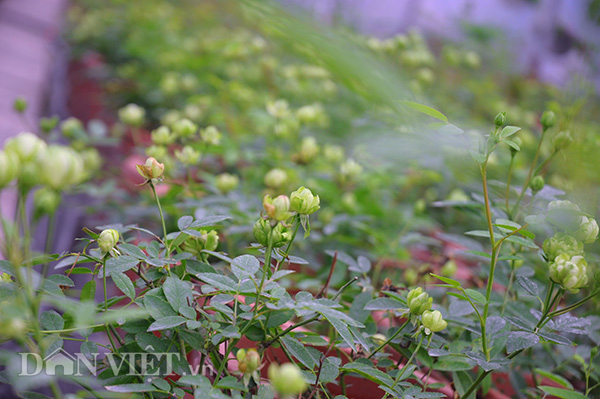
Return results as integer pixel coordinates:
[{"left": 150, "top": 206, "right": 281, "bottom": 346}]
[
  {"left": 147, "top": 316, "right": 186, "bottom": 331},
  {"left": 231, "top": 255, "right": 260, "bottom": 279},
  {"left": 144, "top": 294, "right": 178, "bottom": 320},
  {"left": 465, "top": 289, "right": 486, "bottom": 304},
  {"left": 104, "top": 256, "right": 139, "bottom": 277},
  {"left": 112, "top": 272, "right": 136, "bottom": 300},
  {"left": 163, "top": 276, "right": 194, "bottom": 311},
  {"left": 80, "top": 280, "right": 96, "bottom": 302},
  {"left": 40, "top": 310, "right": 64, "bottom": 331},
  {"left": 364, "top": 297, "right": 404, "bottom": 310},
  {"left": 196, "top": 273, "right": 238, "bottom": 292},
  {"left": 516, "top": 275, "right": 539, "bottom": 297},
  {"left": 506, "top": 331, "right": 539, "bottom": 353},
  {"left": 281, "top": 335, "right": 317, "bottom": 369}
]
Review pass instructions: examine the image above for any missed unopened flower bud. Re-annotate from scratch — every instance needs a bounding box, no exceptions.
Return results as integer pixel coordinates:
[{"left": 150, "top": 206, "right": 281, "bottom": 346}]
[
  {"left": 464, "top": 51, "right": 481, "bottom": 68},
  {"left": 407, "top": 287, "right": 432, "bottom": 316},
  {"left": 40, "top": 116, "right": 59, "bottom": 134},
  {"left": 151, "top": 126, "right": 175, "bottom": 145},
  {"left": 530, "top": 175, "right": 545, "bottom": 193},
  {"left": 98, "top": 229, "right": 120, "bottom": 254},
  {"left": 547, "top": 200, "right": 580, "bottom": 212},
  {"left": 494, "top": 112, "right": 506, "bottom": 127},
  {"left": 236, "top": 348, "right": 261, "bottom": 375},
  {"left": 215, "top": 173, "right": 239, "bottom": 193},
  {"left": 540, "top": 110, "right": 556, "bottom": 130},
  {"left": 182, "top": 229, "right": 219, "bottom": 256},
  {"left": 553, "top": 131, "right": 573, "bottom": 151},
  {"left": 324, "top": 145, "right": 344, "bottom": 163},
  {"left": 340, "top": 159, "right": 363, "bottom": 180},
  {"left": 200, "top": 126, "right": 222, "bottom": 146},
  {"left": 40, "top": 145, "right": 84, "bottom": 189},
  {"left": 0, "top": 317, "right": 27, "bottom": 339},
  {"left": 146, "top": 145, "right": 168, "bottom": 161},
  {"left": 118, "top": 104, "right": 145, "bottom": 127},
  {"left": 268, "top": 363, "right": 307, "bottom": 396},
  {"left": 263, "top": 195, "right": 291, "bottom": 221},
  {"left": 421, "top": 310, "right": 447, "bottom": 334},
  {"left": 13, "top": 97, "right": 27, "bottom": 113},
  {"left": 298, "top": 136, "right": 319, "bottom": 163},
  {"left": 253, "top": 219, "right": 291, "bottom": 248},
  {"left": 441, "top": 259, "right": 457, "bottom": 277},
  {"left": 4, "top": 132, "right": 47, "bottom": 163},
  {"left": 136, "top": 157, "right": 165, "bottom": 182},
  {"left": 290, "top": 186, "right": 320, "bottom": 215},
  {"left": 543, "top": 233, "right": 584, "bottom": 262},
  {"left": 61, "top": 117, "right": 84, "bottom": 139},
  {"left": 264, "top": 168, "right": 287, "bottom": 188},
  {"left": 549, "top": 254, "right": 588, "bottom": 293},
  {"left": 0, "top": 150, "right": 19, "bottom": 189},
  {"left": 371, "top": 333, "right": 387, "bottom": 346},
  {"left": 572, "top": 216, "right": 599, "bottom": 244},
  {"left": 266, "top": 99, "right": 290, "bottom": 119},
  {"left": 34, "top": 187, "right": 61, "bottom": 218},
  {"left": 172, "top": 118, "right": 198, "bottom": 138},
  {"left": 175, "top": 146, "right": 201, "bottom": 165}
]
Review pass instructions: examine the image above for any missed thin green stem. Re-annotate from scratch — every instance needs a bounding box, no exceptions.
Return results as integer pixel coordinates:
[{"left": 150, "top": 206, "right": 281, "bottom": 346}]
[
  {"left": 511, "top": 129, "right": 547, "bottom": 216},
  {"left": 150, "top": 182, "right": 169, "bottom": 256},
  {"left": 505, "top": 154, "right": 515, "bottom": 216},
  {"left": 42, "top": 213, "right": 56, "bottom": 278},
  {"left": 383, "top": 335, "right": 425, "bottom": 399},
  {"left": 368, "top": 319, "right": 411, "bottom": 359}
]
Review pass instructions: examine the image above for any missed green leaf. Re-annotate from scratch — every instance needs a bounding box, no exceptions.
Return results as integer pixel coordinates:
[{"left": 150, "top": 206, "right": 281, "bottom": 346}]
[
  {"left": 538, "top": 386, "right": 588, "bottom": 399},
  {"left": 516, "top": 275, "right": 539, "bottom": 297},
  {"left": 341, "top": 361, "right": 395, "bottom": 387},
  {"left": 231, "top": 255, "right": 260, "bottom": 279},
  {"left": 506, "top": 332, "right": 539, "bottom": 353},
  {"left": 178, "top": 374, "right": 211, "bottom": 387},
  {"left": 190, "top": 215, "right": 231, "bottom": 228},
  {"left": 147, "top": 316, "right": 187, "bottom": 331},
  {"left": 40, "top": 310, "right": 64, "bottom": 331},
  {"left": 430, "top": 274, "right": 461, "bottom": 287},
  {"left": 196, "top": 273, "right": 238, "bottom": 292},
  {"left": 80, "top": 280, "right": 96, "bottom": 302},
  {"left": 504, "top": 235, "right": 538, "bottom": 249},
  {"left": 364, "top": 297, "right": 404, "bottom": 310},
  {"left": 399, "top": 101, "right": 448, "bottom": 122},
  {"left": 464, "top": 230, "right": 492, "bottom": 238},
  {"left": 500, "top": 125, "right": 521, "bottom": 139},
  {"left": 465, "top": 250, "right": 491, "bottom": 258},
  {"left": 320, "top": 311, "right": 356, "bottom": 349},
  {"left": 144, "top": 294, "right": 178, "bottom": 320},
  {"left": 504, "top": 139, "right": 521, "bottom": 152},
  {"left": 163, "top": 276, "right": 194, "bottom": 310},
  {"left": 433, "top": 358, "right": 474, "bottom": 371},
  {"left": 281, "top": 335, "right": 317, "bottom": 369},
  {"left": 177, "top": 215, "right": 194, "bottom": 230},
  {"left": 452, "top": 371, "right": 475, "bottom": 399},
  {"left": 47, "top": 275, "right": 74, "bottom": 287},
  {"left": 104, "top": 256, "right": 139, "bottom": 277},
  {"left": 214, "top": 376, "right": 245, "bottom": 391},
  {"left": 464, "top": 288, "right": 486, "bottom": 304},
  {"left": 112, "top": 272, "right": 136, "bottom": 300},
  {"left": 534, "top": 369, "right": 573, "bottom": 390}
]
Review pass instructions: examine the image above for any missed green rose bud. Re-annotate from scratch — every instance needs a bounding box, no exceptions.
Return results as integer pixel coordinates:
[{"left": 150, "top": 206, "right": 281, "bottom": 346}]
[
  {"left": 530, "top": 175, "right": 545, "bottom": 193},
  {"left": 236, "top": 348, "right": 261, "bottom": 375},
  {"left": 61, "top": 117, "right": 85, "bottom": 139},
  {"left": 182, "top": 229, "right": 219, "bottom": 257},
  {"left": 543, "top": 233, "right": 584, "bottom": 262},
  {"left": 421, "top": 310, "right": 447, "bottom": 334},
  {"left": 572, "top": 216, "right": 599, "bottom": 244},
  {"left": 547, "top": 200, "right": 580, "bottom": 212},
  {"left": 175, "top": 145, "right": 201, "bottom": 165},
  {"left": 407, "top": 287, "right": 433, "bottom": 316},
  {"left": 40, "top": 116, "right": 59, "bottom": 134},
  {"left": 540, "top": 110, "right": 556, "bottom": 130},
  {"left": 494, "top": 112, "right": 506, "bottom": 127},
  {"left": 98, "top": 229, "right": 120, "bottom": 255},
  {"left": 146, "top": 145, "right": 169, "bottom": 161},
  {"left": 549, "top": 254, "right": 588, "bottom": 293},
  {"left": 268, "top": 363, "right": 307, "bottom": 396},
  {"left": 323, "top": 145, "right": 344, "bottom": 163},
  {"left": 0, "top": 150, "right": 19, "bottom": 189},
  {"left": 264, "top": 168, "right": 287, "bottom": 188},
  {"left": 553, "top": 131, "right": 572, "bottom": 151},
  {"left": 253, "top": 219, "right": 291, "bottom": 248},
  {"left": 40, "top": 145, "right": 84, "bottom": 189},
  {"left": 340, "top": 159, "right": 363, "bottom": 180},
  {"left": 266, "top": 99, "right": 290, "bottom": 119},
  {"left": 13, "top": 97, "right": 27, "bottom": 113},
  {"left": 172, "top": 118, "right": 198, "bottom": 138},
  {"left": 297, "top": 136, "right": 319, "bottom": 163},
  {"left": 263, "top": 194, "right": 292, "bottom": 221},
  {"left": 464, "top": 51, "right": 481, "bottom": 68},
  {"left": 118, "top": 104, "right": 145, "bottom": 127},
  {"left": 151, "top": 126, "right": 175, "bottom": 145},
  {"left": 4, "top": 132, "right": 47, "bottom": 163},
  {"left": 200, "top": 126, "right": 222, "bottom": 146},
  {"left": 441, "top": 259, "right": 457, "bottom": 277},
  {"left": 290, "top": 186, "right": 320, "bottom": 215},
  {"left": 274, "top": 117, "right": 300, "bottom": 138},
  {"left": 136, "top": 157, "right": 165, "bottom": 182},
  {"left": 215, "top": 173, "right": 239, "bottom": 193},
  {"left": 34, "top": 188, "right": 61, "bottom": 219}
]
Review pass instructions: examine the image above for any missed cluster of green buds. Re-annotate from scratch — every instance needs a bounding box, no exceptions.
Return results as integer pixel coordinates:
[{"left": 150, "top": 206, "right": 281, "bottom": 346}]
[
  {"left": 98, "top": 229, "right": 120, "bottom": 257},
  {"left": 118, "top": 103, "right": 146, "bottom": 127},
  {"left": 236, "top": 348, "right": 261, "bottom": 376},
  {"left": 290, "top": 186, "right": 320, "bottom": 215},
  {"left": 253, "top": 219, "right": 291, "bottom": 248},
  {"left": 406, "top": 287, "right": 447, "bottom": 335},
  {"left": 268, "top": 363, "right": 307, "bottom": 396},
  {"left": 544, "top": 200, "right": 598, "bottom": 293},
  {"left": 181, "top": 229, "right": 219, "bottom": 257}
]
